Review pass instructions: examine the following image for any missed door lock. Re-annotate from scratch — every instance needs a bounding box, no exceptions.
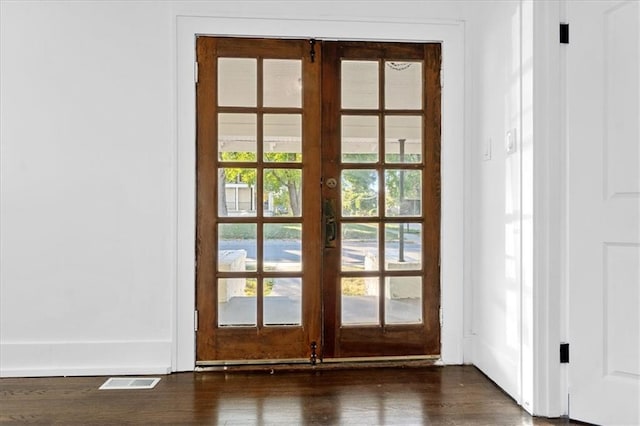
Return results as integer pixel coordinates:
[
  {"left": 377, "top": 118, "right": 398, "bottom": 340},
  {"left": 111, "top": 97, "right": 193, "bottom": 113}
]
[{"left": 323, "top": 198, "right": 337, "bottom": 248}]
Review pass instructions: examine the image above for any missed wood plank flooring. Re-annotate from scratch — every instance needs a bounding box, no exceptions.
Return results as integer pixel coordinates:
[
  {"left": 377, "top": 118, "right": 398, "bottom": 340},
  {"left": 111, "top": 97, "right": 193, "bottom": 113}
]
[{"left": 0, "top": 366, "right": 577, "bottom": 425}]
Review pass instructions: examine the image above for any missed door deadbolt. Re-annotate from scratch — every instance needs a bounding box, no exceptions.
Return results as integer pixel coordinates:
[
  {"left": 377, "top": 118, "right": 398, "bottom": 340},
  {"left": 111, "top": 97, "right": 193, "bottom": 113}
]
[{"left": 326, "top": 178, "right": 337, "bottom": 189}]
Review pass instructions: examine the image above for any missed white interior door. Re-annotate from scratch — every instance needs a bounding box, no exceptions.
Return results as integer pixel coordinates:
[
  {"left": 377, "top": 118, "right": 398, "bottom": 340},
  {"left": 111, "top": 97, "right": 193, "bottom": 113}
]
[{"left": 567, "top": 1, "right": 640, "bottom": 425}]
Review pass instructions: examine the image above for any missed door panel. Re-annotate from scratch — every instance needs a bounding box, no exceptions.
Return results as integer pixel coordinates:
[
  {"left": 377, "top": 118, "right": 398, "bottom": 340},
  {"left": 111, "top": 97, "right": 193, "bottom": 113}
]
[
  {"left": 321, "top": 42, "right": 441, "bottom": 358},
  {"left": 196, "top": 38, "right": 441, "bottom": 363},
  {"left": 196, "top": 38, "right": 322, "bottom": 362},
  {"left": 567, "top": 2, "right": 640, "bottom": 424}
]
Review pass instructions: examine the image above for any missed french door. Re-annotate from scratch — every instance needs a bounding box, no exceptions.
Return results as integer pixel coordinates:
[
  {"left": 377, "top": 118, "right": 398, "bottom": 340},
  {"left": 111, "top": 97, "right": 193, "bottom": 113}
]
[{"left": 195, "top": 37, "right": 441, "bottom": 363}]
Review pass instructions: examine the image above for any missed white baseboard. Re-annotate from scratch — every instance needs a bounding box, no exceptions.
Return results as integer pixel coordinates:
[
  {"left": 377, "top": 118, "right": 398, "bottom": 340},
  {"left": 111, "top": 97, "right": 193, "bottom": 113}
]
[{"left": 0, "top": 340, "right": 172, "bottom": 378}]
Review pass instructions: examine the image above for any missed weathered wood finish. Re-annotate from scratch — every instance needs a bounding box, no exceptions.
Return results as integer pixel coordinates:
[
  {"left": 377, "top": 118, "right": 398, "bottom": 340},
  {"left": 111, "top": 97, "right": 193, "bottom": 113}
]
[
  {"left": 197, "top": 37, "right": 441, "bottom": 362},
  {"left": 196, "top": 37, "right": 219, "bottom": 361},
  {"left": 196, "top": 37, "right": 322, "bottom": 361},
  {"left": 321, "top": 41, "right": 442, "bottom": 358},
  {"left": 0, "top": 366, "right": 577, "bottom": 425}
]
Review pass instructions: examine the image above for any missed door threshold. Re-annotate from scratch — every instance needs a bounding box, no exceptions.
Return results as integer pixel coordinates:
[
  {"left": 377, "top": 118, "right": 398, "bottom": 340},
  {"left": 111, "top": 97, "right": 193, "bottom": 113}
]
[{"left": 196, "top": 355, "right": 442, "bottom": 373}]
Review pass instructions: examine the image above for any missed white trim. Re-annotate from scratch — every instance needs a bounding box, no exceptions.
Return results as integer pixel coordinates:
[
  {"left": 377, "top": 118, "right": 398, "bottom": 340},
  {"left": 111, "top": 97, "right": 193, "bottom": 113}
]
[
  {"left": 175, "top": 15, "right": 466, "bottom": 371},
  {"left": 531, "top": 0, "right": 566, "bottom": 417},
  {"left": 2, "top": 367, "right": 171, "bottom": 379},
  {"left": 169, "top": 1, "right": 180, "bottom": 375},
  {"left": 521, "top": 0, "right": 534, "bottom": 413},
  {"left": 0, "top": 341, "right": 172, "bottom": 378}
]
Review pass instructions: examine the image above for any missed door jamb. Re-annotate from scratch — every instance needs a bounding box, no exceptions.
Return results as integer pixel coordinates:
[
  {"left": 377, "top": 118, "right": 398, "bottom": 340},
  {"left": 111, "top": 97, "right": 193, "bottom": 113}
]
[{"left": 528, "top": 0, "right": 567, "bottom": 417}]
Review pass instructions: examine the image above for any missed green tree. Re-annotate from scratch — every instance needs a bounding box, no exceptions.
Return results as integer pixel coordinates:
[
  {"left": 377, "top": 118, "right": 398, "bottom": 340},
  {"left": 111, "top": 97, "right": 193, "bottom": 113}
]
[
  {"left": 384, "top": 169, "right": 421, "bottom": 215},
  {"left": 341, "top": 169, "right": 378, "bottom": 215},
  {"left": 220, "top": 151, "right": 302, "bottom": 216}
]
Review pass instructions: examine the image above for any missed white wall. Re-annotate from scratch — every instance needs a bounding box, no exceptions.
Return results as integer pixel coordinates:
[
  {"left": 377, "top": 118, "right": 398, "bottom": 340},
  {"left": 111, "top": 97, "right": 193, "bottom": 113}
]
[
  {"left": 466, "top": 0, "right": 527, "bottom": 405},
  {"left": 0, "top": 1, "right": 174, "bottom": 376},
  {"left": 1, "top": 1, "right": 531, "bottom": 407}
]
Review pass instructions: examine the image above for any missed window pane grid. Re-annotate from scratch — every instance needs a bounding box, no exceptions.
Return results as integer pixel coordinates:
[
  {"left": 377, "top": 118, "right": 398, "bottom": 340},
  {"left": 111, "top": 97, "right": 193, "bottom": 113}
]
[
  {"left": 338, "top": 57, "right": 426, "bottom": 328},
  {"left": 216, "top": 55, "right": 305, "bottom": 329}
]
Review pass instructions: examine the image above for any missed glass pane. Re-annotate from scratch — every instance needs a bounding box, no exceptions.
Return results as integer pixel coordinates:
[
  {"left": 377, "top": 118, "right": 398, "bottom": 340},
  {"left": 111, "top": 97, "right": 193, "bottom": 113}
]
[
  {"left": 218, "top": 224, "right": 256, "bottom": 271},
  {"left": 385, "top": 170, "right": 422, "bottom": 217},
  {"left": 264, "top": 278, "right": 301, "bottom": 325},
  {"left": 342, "top": 277, "right": 379, "bottom": 325},
  {"left": 264, "top": 223, "right": 301, "bottom": 272},
  {"left": 342, "top": 223, "right": 379, "bottom": 272},
  {"left": 218, "top": 58, "right": 257, "bottom": 107},
  {"left": 342, "top": 61, "right": 378, "bottom": 109},
  {"left": 263, "top": 59, "right": 302, "bottom": 108},
  {"left": 218, "top": 168, "right": 257, "bottom": 217},
  {"left": 218, "top": 278, "right": 257, "bottom": 326},
  {"left": 263, "top": 169, "right": 302, "bottom": 217},
  {"left": 385, "top": 276, "right": 422, "bottom": 324},
  {"left": 385, "top": 223, "right": 422, "bottom": 269},
  {"left": 341, "top": 115, "right": 378, "bottom": 163},
  {"left": 385, "top": 116, "right": 422, "bottom": 163},
  {"left": 264, "top": 114, "right": 302, "bottom": 162},
  {"left": 341, "top": 169, "right": 378, "bottom": 217},
  {"left": 218, "top": 113, "right": 257, "bottom": 162},
  {"left": 385, "top": 61, "right": 423, "bottom": 110}
]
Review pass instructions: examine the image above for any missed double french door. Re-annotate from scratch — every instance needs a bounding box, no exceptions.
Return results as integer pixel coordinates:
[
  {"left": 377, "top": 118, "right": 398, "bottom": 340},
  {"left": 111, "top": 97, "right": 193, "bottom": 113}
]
[{"left": 195, "top": 37, "right": 441, "bottom": 363}]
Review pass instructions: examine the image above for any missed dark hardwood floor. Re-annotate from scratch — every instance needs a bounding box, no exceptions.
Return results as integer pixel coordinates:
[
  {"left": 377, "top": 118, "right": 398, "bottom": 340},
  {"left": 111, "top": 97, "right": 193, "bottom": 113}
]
[{"left": 1, "top": 365, "right": 577, "bottom": 425}]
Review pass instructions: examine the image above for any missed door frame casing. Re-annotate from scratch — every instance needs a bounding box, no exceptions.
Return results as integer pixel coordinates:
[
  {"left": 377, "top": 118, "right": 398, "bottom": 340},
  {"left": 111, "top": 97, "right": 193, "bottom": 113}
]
[
  {"left": 528, "top": 0, "right": 566, "bottom": 417},
  {"left": 175, "top": 15, "right": 466, "bottom": 370}
]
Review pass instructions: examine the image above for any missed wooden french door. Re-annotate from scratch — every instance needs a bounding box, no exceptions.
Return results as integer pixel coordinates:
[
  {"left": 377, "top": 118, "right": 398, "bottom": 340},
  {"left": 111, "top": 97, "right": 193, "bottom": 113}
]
[
  {"left": 195, "top": 37, "right": 322, "bottom": 362},
  {"left": 196, "top": 37, "right": 440, "bottom": 364},
  {"left": 320, "top": 42, "right": 441, "bottom": 357}
]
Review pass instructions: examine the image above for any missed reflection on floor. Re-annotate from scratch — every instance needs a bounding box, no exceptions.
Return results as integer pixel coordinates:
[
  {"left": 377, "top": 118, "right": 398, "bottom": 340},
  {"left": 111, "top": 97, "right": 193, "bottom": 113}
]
[{"left": 0, "top": 366, "right": 578, "bottom": 425}]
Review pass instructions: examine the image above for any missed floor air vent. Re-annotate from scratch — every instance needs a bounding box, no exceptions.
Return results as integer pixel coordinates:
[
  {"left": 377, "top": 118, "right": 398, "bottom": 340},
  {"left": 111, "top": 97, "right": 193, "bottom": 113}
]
[{"left": 99, "top": 377, "right": 160, "bottom": 390}]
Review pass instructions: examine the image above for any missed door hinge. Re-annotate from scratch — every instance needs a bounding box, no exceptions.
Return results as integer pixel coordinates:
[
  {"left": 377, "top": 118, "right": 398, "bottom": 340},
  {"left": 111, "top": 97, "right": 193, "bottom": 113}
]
[
  {"left": 560, "top": 342, "right": 569, "bottom": 363},
  {"left": 439, "top": 68, "right": 443, "bottom": 88},
  {"left": 194, "top": 61, "right": 199, "bottom": 84},
  {"left": 309, "top": 39, "right": 316, "bottom": 63},
  {"left": 194, "top": 310, "right": 199, "bottom": 332},
  {"left": 440, "top": 307, "right": 443, "bottom": 325},
  {"left": 560, "top": 23, "right": 569, "bottom": 44}
]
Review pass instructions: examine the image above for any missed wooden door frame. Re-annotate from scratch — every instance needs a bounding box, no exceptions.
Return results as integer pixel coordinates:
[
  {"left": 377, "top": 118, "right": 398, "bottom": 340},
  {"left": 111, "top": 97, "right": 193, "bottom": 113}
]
[{"left": 175, "top": 15, "right": 466, "bottom": 371}]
